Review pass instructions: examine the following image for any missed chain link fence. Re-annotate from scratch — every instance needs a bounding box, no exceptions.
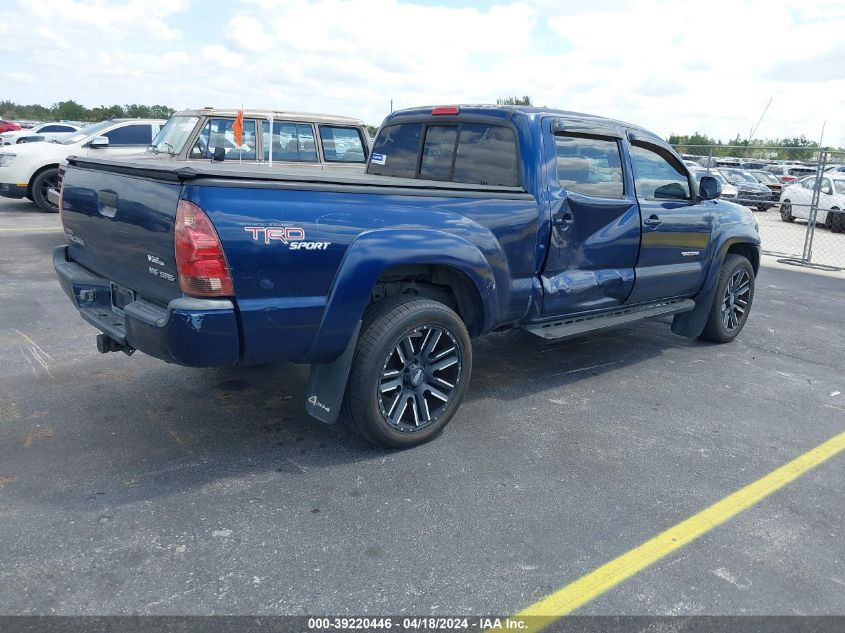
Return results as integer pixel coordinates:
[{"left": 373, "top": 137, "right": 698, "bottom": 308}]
[{"left": 671, "top": 144, "right": 845, "bottom": 271}]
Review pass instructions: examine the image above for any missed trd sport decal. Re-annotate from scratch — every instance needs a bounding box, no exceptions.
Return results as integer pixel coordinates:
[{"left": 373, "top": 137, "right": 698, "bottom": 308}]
[{"left": 244, "top": 226, "right": 330, "bottom": 251}]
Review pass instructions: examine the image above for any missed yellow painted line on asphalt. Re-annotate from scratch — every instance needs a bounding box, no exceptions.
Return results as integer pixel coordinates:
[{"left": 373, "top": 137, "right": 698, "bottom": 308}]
[
  {"left": 516, "top": 430, "right": 845, "bottom": 632},
  {"left": 0, "top": 227, "right": 63, "bottom": 232}
]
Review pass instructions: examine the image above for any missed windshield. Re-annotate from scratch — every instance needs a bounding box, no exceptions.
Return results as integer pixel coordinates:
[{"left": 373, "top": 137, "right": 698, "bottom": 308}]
[
  {"left": 59, "top": 120, "right": 115, "bottom": 145},
  {"left": 149, "top": 116, "right": 199, "bottom": 155}
]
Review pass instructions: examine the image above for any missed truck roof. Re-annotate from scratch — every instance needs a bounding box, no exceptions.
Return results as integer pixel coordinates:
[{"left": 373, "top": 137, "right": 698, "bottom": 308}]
[
  {"left": 385, "top": 104, "right": 666, "bottom": 147},
  {"left": 174, "top": 108, "right": 366, "bottom": 126}
]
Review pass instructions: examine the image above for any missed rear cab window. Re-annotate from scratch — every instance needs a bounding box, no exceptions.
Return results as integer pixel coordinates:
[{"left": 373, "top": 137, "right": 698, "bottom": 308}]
[{"left": 368, "top": 121, "right": 518, "bottom": 186}]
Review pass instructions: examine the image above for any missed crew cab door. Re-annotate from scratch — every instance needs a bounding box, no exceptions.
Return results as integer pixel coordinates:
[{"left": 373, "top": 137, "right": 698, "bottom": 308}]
[
  {"left": 624, "top": 137, "right": 713, "bottom": 304},
  {"left": 541, "top": 121, "right": 641, "bottom": 316}
]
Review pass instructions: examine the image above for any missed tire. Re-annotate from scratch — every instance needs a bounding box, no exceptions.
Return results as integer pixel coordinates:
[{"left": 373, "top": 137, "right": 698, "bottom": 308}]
[
  {"left": 699, "top": 254, "right": 755, "bottom": 344},
  {"left": 342, "top": 296, "right": 472, "bottom": 448},
  {"left": 31, "top": 167, "right": 59, "bottom": 212},
  {"left": 780, "top": 199, "right": 795, "bottom": 223},
  {"left": 828, "top": 208, "right": 844, "bottom": 233}
]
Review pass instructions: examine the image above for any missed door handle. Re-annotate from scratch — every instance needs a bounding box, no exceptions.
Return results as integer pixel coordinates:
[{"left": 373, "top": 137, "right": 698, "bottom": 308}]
[{"left": 643, "top": 214, "right": 662, "bottom": 227}]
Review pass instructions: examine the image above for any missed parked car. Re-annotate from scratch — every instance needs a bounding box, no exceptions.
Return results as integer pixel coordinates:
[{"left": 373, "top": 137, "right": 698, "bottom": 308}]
[
  {"left": 147, "top": 108, "right": 370, "bottom": 170},
  {"left": 0, "top": 119, "right": 22, "bottom": 133},
  {"left": 823, "top": 165, "right": 845, "bottom": 173},
  {"left": 699, "top": 157, "right": 741, "bottom": 169},
  {"left": 779, "top": 174, "right": 845, "bottom": 231},
  {"left": 0, "top": 118, "right": 164, "bottom": 212},
  {"left": 716, "top": 168, "right": 775, "bottom": 211},
  {"left": 765, "top": 163, "right": 816, "bottom": 184},
  {"left": 55, "top": 104, "right": 760, "bottom": 448},
  {"left": 690, "top": 169, "right": 738, "bottom": 199},
  {"left": 748, "top": 169, "right": 783, "bottom": 196},
  {"left": 0, "top": 122, "right": 82, "bottom": 145},
  {"left": 739, "top": 161, "right": 770, "bottom": 170}
]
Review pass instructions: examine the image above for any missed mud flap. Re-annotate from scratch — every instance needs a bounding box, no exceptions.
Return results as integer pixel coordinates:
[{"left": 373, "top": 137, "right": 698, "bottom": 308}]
[
  {"left": 671, "top": 294, "right": 712, "bottom": 338},
  {"left": 305, "top": 321, "right": 361, "bottom": 424}
]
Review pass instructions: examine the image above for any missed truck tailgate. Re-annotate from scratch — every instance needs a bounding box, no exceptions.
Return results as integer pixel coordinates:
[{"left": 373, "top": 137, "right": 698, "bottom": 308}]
[{"left": 61, "top": 164, "right": 183, "bottom": 305}]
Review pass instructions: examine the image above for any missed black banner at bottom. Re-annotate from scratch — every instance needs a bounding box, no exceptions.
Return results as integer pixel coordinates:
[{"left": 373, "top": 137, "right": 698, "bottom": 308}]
[{"left": 0, "top": 616, "right": 842, "bottom": 633}]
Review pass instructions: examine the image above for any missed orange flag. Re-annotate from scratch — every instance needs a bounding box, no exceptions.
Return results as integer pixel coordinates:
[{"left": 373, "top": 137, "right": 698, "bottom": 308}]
[{"left": 232, "top": 110, "right": 244, "bottom": 147}]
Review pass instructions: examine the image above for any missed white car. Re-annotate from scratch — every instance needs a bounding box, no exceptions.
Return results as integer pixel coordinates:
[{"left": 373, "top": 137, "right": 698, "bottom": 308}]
[
  {"left": 779, "top": 174, "right": 845, "bottom": 232},
  {"left": 0, "top": 118, "right": 164, "bottom": 212},
  {"left": 0, "top": 122, "right": 83, "bottom": 146}
]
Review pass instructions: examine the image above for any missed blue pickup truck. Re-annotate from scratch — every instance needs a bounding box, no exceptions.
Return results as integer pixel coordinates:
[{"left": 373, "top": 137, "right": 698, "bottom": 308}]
[{"left": 55, "top": 105, "right": 760, "bottom": 447}]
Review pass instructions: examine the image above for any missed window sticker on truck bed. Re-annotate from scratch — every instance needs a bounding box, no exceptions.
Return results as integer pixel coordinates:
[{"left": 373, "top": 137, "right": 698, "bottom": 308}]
[
  {"left": 370, "top": 152, "right": 386, "bottom": 166},
  {"left": 244, "top": 225, "right": 330, "bottom": 251}
]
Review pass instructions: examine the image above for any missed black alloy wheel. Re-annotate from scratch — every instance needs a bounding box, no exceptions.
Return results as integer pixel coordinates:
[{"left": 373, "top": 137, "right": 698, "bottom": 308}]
[
  {"left": 343, "top": 296, "right": 472, "bottom": 448},
  {"left": 721, "top": 268, "right": 752, "bottom": 332},
  {"left": 377, "top": 324, "right": 462, "bottom": 432}
]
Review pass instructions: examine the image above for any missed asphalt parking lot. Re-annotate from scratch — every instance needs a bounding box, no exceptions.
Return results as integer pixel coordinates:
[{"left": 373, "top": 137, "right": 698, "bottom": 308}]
[{"left": 0, "top": 196, "right": 843, "bottom": 617}]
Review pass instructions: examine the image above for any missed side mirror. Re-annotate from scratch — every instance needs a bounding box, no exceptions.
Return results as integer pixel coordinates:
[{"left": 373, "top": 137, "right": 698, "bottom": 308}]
[
  {"left": 822, "top": 185, "right": 832, "bottom": 195},
  {"left": 212, "top": 146, "right": 225, "bottom": 162},
  {"left": 699, "top": 175, "right": 722, "bottom": 200},
  {"left": 89, "top": 136, "right": 109, "bottom": 149}
]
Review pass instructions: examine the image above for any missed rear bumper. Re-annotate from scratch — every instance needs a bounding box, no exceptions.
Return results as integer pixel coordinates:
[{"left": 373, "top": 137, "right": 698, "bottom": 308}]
[
  {"left": 54, "top": 246, "right": 241, "bottom": 367},
  {"left": 0, "top": 182, "right": 27, "bottom": 199}
]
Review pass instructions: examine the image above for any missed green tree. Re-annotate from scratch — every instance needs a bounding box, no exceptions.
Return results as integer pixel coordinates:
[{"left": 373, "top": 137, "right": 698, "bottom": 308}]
[
  {"left": 149, "top": 104, "right": 175, "bottom": 119},
  {"left": 496, "top": 96, "right": 532, "bottom": 106},
  {"left": 124, "top": 104, "right": 152, "bottom": 118},
  {"left": 53, "top": 100, "right": 87, "bottom": 121}
]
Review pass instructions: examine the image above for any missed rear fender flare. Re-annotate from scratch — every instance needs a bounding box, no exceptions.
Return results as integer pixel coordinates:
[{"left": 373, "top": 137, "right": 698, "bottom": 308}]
[{"left": 306, "top": 229, "right": 502, "bottom": 362}]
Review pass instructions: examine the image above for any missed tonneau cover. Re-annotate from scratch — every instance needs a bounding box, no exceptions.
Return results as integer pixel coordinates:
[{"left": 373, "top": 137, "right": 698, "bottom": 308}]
[{"left": 66, "top": 155, "right": 528, "bottom": 195}]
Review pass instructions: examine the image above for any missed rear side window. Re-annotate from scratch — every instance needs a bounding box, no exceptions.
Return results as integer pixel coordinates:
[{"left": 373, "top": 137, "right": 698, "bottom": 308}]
[
  {"left": 554, "top": 134, "right": 624, "bottom": 198},
  {"left": 630, "top": 143, "right": 690, "bottom": 200},
  {"left": 41, "top": 124, "right": 74, "bottom": 133},
  {"left": 262, "top": 122, "right": 318, "bottom": 162},
  {"left": 319, "top": 126, "right": 367, "bottom": 163},
  {"left": 368, "top": 121, "right": 518, "bottom": 186},
  {"left": 105, "top": 124, "right": 153, "bottom": 146}
]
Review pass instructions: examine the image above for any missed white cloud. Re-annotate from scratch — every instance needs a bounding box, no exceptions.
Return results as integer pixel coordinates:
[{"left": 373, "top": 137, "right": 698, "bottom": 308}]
[
  {"left": 228, "top": 15, "right": 274, "bottom": 53},
  {"left": 1, "top": 0, "right": 844, "bottom": 147}
]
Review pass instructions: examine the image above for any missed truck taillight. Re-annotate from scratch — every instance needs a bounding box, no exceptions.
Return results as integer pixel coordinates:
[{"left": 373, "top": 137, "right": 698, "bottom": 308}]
[
  {"left": 174, "top": 200, "right": 234, "bottom": 297},
  {"left": 431, "top": 106, "right": 459, "bottom": 116}
]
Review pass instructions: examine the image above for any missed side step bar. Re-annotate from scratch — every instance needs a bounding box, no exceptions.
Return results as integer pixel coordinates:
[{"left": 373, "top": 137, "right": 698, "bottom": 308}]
[{"left": 523, "top": 299, "right": 696, "bottom": 340}]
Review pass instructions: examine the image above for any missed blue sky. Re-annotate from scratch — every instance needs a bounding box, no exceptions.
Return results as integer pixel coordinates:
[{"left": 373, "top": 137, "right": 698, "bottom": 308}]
[{"left": 1, "top": 0, "right": 844, "bottom": 146}]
